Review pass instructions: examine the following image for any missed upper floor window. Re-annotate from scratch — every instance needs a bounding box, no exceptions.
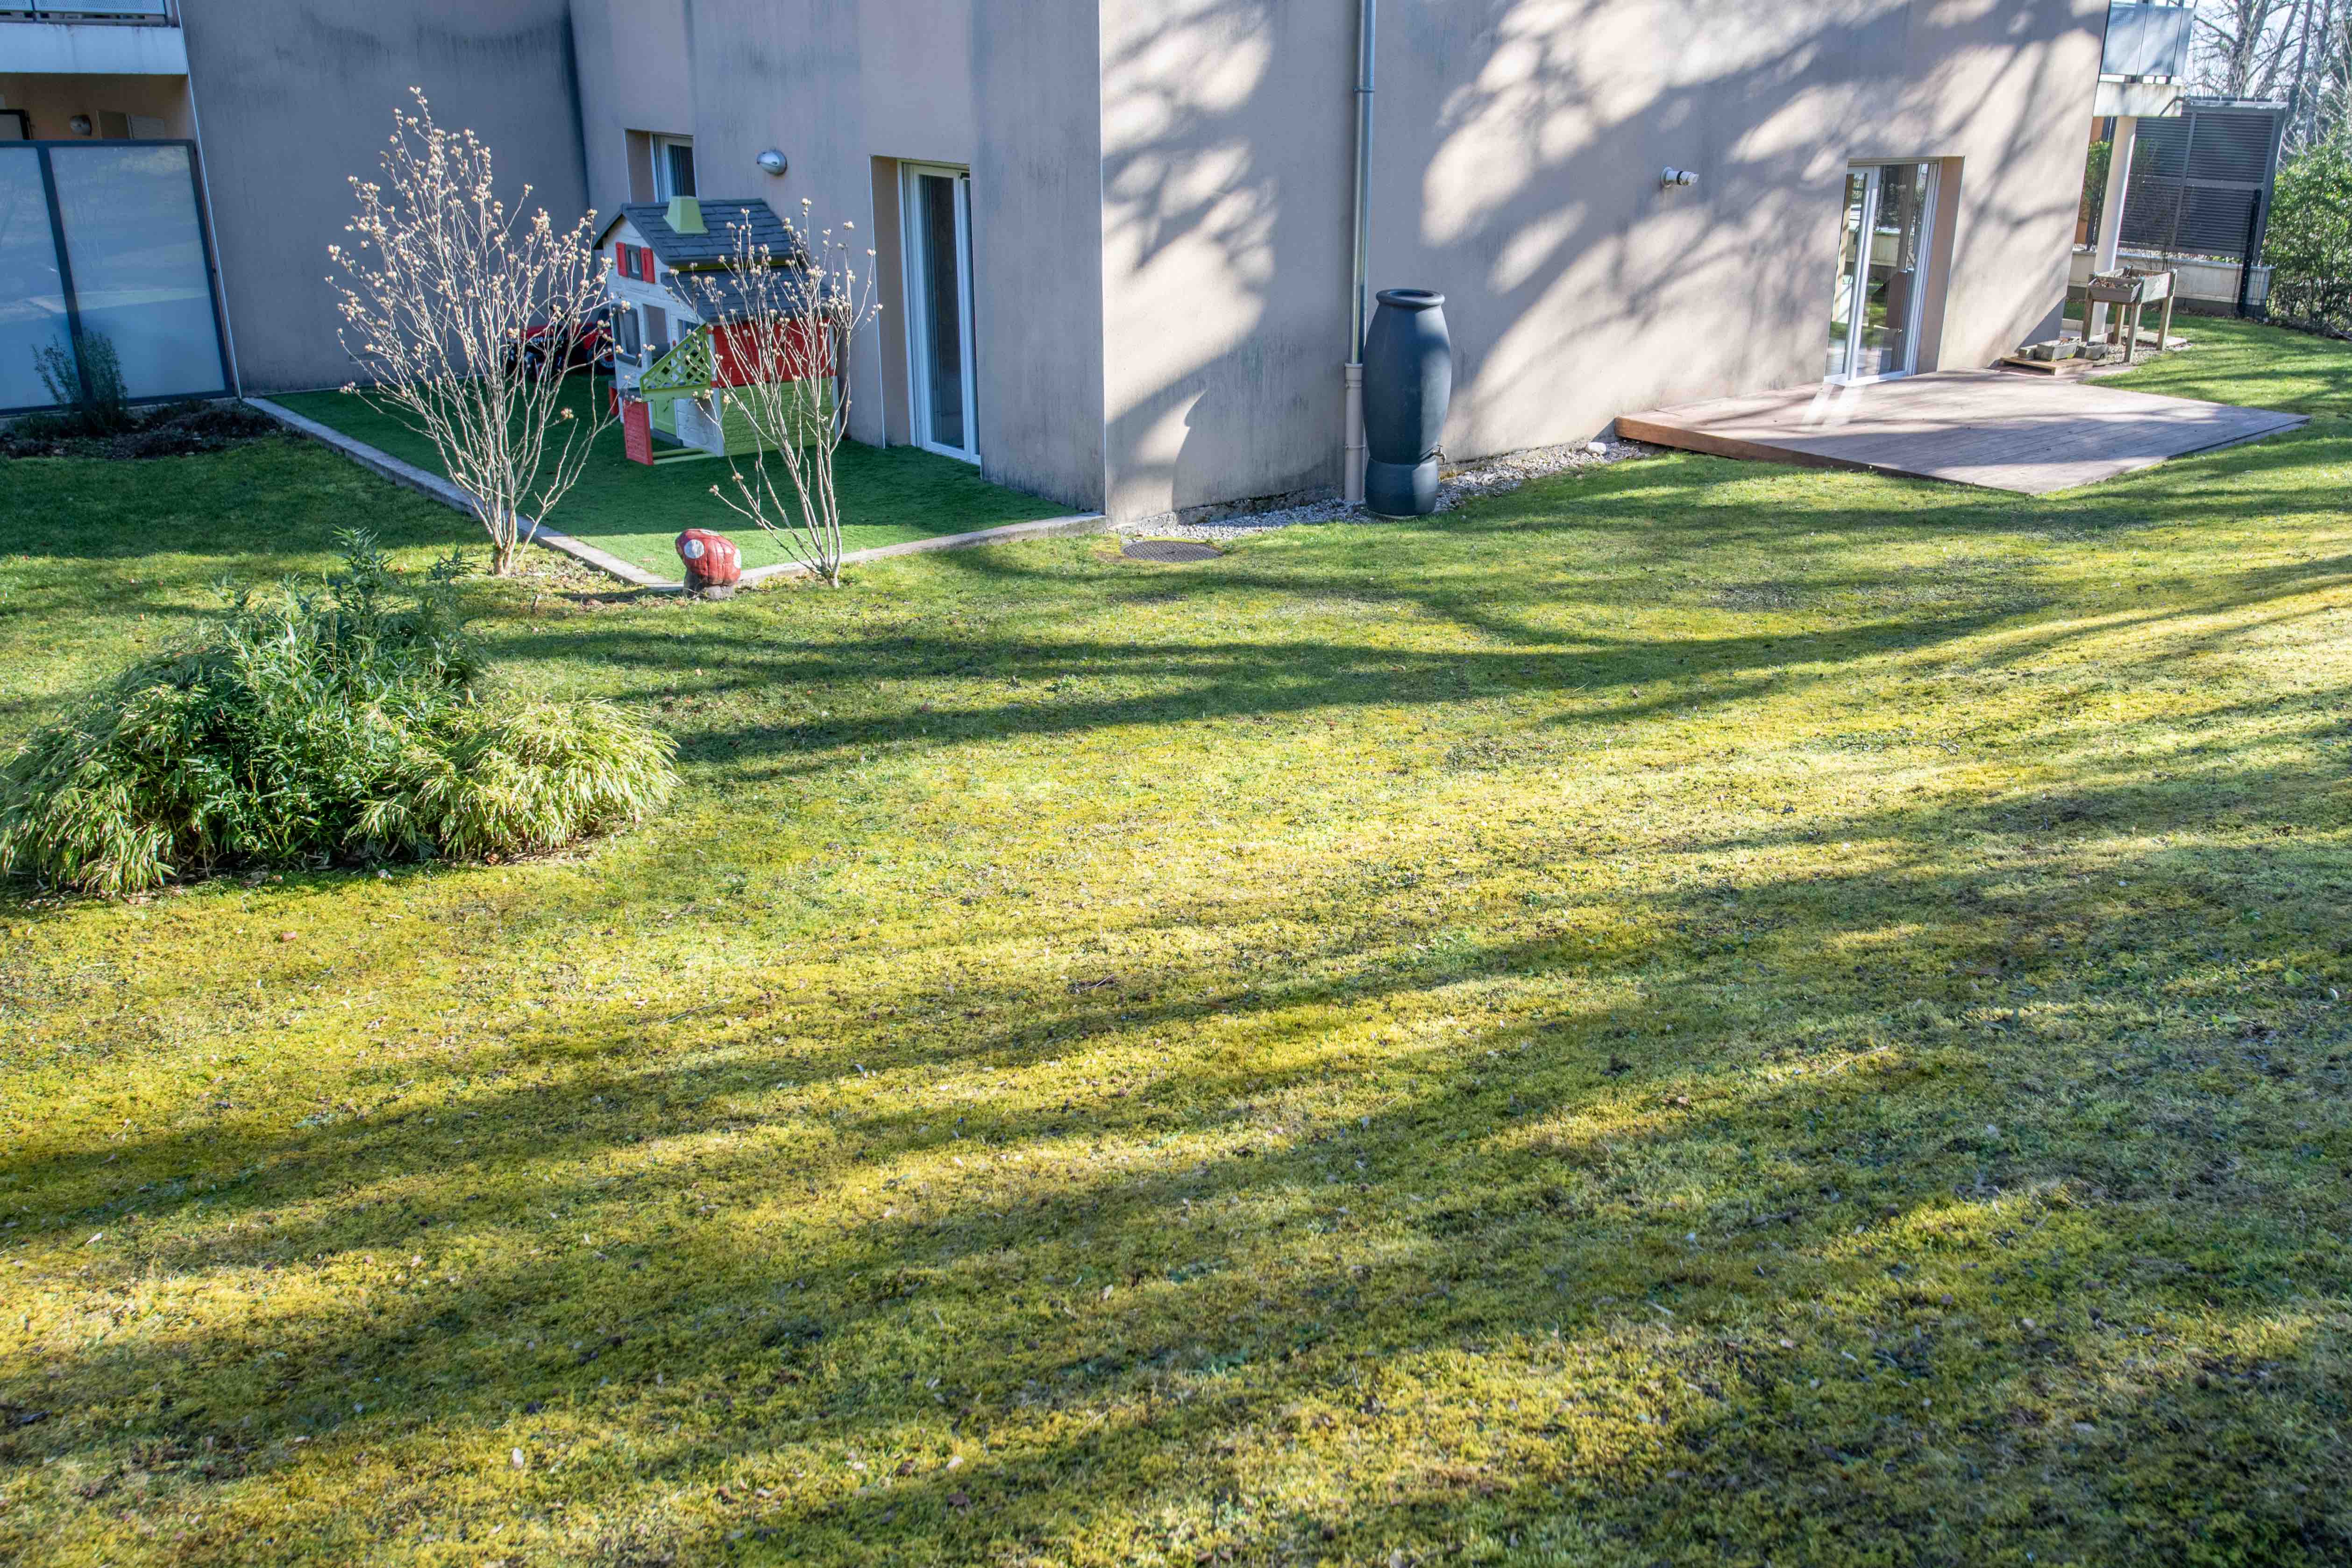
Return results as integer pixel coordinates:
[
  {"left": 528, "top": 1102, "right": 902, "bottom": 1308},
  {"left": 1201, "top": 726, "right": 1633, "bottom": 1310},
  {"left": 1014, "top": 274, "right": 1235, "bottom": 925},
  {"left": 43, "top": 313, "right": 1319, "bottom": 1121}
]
[{"left": 652, "top": 135, "right": 694, "bottom": 201}]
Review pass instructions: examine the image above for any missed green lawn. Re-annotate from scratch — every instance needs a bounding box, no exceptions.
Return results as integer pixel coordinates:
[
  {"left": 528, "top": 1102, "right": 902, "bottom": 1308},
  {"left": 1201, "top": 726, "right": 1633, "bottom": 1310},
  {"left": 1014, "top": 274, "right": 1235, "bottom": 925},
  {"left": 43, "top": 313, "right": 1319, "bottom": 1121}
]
[
  {"left": 3, "top": 316, "right": 2350, "bottom": 1566},
  {"left": 269, "top": 379, "right": 1073, "bottom": 576}
]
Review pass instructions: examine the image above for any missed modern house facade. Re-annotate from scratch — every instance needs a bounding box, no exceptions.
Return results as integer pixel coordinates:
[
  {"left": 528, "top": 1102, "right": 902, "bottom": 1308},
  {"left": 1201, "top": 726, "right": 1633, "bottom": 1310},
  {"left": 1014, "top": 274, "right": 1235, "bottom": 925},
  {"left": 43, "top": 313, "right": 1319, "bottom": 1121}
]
[
  {"left": 2, "top": 1, "right": 587, "bottom": 408},
  {"left": 7, "top": 1, "right": 2152, "bottom": 524}
]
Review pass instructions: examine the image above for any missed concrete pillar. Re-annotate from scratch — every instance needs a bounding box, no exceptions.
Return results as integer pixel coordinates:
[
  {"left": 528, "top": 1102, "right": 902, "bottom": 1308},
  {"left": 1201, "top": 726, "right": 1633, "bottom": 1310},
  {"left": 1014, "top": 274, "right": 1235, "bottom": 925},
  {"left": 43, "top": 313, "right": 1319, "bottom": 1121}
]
[{"left": 2089, "top": 115, "right": 2137, "bottom": 338}]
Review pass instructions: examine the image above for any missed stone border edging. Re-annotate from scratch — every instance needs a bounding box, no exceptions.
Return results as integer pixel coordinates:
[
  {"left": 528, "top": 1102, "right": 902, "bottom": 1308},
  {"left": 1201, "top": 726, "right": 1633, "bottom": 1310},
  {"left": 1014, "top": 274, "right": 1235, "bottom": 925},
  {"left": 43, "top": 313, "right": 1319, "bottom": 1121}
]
[
  {"left": 247, "top": 396, "right": 1106, "bottom": 592},
  {"left": 248, "top": 396, "right": 670, "bottom": 588}
]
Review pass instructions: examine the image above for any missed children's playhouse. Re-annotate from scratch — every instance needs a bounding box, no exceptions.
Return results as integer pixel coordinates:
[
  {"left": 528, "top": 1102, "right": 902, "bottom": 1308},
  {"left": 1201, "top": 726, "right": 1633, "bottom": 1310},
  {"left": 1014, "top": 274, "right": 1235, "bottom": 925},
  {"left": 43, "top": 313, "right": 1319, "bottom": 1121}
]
[{"left": 595, "top": 196, "right": 831, "bottom": 465}]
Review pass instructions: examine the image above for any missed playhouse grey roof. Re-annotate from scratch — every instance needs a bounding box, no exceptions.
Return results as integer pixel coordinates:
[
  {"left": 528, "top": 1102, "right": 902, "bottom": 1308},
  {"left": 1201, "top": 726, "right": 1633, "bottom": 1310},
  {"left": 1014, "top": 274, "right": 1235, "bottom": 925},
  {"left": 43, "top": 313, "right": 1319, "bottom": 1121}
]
[
  {"left": 600, "top": 199, "right": 801, "bottom": 269},
  {"left": 668, "top": 267, "right": 818, "bottom": 324}
]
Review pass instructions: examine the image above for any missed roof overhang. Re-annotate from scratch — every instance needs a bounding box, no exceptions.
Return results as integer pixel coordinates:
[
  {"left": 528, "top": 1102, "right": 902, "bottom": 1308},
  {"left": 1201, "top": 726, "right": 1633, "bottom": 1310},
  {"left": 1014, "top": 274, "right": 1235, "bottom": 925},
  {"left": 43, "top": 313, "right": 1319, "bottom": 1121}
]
[{"left": 5, "top": 18, "right": 188, "bottom": 76}]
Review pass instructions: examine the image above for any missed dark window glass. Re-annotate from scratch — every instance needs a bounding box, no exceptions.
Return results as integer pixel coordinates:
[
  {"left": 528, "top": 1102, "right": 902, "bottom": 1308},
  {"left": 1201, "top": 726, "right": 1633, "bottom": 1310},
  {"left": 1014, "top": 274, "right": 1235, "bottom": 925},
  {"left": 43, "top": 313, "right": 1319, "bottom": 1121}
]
[
  {"left": 0, "top": 146, "right": 69, "bottom": 409},
  {"left": 48, "top": 143, "right": 227, "bottom": 401},
  {"left": 918, "top": 173, "right": 964, "bottom": 450}
]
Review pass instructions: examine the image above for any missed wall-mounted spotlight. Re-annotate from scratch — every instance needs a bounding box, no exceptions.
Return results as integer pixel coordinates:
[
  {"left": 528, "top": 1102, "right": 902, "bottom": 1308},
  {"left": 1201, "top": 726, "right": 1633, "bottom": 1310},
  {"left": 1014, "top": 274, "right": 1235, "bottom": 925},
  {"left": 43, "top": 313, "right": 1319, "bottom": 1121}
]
[
  {"left": 756, "top": 149, "right": 788, "bottom": 177},
  {"left": 1660, "top": 167, "right": 1698, "bottom": 189}
]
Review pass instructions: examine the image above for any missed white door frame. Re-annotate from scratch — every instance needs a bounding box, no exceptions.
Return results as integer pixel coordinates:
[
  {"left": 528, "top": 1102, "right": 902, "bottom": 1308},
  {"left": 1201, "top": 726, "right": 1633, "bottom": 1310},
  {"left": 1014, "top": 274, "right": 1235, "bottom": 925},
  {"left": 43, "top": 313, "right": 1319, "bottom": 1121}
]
[
  {"left": 1829, "top": 160, "right": 1940, "bottom": 386},
  {"left": 898, "top": 162, "right": 979, "bottom": 463}
]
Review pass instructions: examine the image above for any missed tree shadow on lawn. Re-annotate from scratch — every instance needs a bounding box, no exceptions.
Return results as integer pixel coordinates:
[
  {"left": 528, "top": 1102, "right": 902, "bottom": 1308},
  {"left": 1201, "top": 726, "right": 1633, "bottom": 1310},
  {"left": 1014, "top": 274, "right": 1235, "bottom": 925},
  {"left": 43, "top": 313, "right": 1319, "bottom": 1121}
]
[
  {"left": 478, "top": 524, "right": 2352, "bottom": 787},
  {"left": 9, "top": 756, "right": 2351, "bottom": 1562},
  {"left": 23, "top": 684, "right": 2345, "bottom": 1217},
  {"left": 21, "top": 737, "right": 2345, "bottom": 1239},
  {"left": 8, "top": 399, "right": 2352, "bottom": 1556}
]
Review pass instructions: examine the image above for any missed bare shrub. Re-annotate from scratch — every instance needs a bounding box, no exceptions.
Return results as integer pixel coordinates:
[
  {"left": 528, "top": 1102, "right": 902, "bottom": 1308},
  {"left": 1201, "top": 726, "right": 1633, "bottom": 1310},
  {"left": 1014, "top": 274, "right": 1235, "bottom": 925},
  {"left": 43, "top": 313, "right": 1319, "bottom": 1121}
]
[
  {"left": 328, "top": 90, "right": 612, "bottom": 575},
  {"left": 691, "top": 201, "right": 880, "bottom": 587}
]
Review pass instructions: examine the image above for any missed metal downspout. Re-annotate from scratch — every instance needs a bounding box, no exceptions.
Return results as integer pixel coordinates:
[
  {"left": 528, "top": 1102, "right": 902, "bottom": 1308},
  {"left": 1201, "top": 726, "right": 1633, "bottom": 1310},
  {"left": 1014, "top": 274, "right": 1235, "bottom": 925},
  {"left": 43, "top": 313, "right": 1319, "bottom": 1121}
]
[{"left": 1342, "top": 0, "right": 1375, "bottom": 506}]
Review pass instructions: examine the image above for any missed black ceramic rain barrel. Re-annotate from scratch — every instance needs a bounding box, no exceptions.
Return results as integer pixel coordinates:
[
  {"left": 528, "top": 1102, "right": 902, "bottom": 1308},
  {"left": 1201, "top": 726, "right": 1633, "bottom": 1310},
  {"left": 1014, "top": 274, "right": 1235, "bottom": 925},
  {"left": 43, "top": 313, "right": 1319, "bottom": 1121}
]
[{"left": 1362, "top": 288, "right": 1451, "bottom": 517}]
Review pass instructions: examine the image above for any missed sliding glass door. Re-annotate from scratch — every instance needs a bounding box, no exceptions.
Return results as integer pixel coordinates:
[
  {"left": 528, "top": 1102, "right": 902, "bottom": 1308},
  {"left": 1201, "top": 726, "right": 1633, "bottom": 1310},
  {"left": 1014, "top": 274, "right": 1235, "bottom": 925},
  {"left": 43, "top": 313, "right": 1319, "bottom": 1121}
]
[
  {"left": 900, "top": 163, "right": 977, "bottom": 461},
  {"left": 1825, "top": 161, "right": 1937, "bottom": 383},
  {"left": 0, "top": 140, "right": 230, "bottom": 415}
]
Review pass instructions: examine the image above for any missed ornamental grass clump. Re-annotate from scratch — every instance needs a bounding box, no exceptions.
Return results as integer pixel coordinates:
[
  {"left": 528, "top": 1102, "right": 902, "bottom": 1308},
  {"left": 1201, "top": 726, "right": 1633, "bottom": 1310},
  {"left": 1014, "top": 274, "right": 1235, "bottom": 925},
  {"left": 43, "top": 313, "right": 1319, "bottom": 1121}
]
[{"left": 0, "top": 532, "right": 674, "bottom": 895}]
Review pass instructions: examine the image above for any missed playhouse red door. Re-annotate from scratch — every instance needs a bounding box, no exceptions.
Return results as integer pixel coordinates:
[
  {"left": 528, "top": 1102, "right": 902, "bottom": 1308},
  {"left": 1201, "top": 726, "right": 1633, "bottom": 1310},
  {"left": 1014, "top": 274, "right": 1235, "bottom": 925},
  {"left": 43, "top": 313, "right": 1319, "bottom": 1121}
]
[{"left": 622, "top": 397, "right": 653, "bottom": 466}]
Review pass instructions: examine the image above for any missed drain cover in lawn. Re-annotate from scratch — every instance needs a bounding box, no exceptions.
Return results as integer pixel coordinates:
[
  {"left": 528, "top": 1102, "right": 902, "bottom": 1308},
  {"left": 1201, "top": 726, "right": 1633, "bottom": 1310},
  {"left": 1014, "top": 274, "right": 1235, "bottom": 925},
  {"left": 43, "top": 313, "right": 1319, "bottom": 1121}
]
[{"left": 1123, "top": 539, "right": 1223, "bottom": 563}]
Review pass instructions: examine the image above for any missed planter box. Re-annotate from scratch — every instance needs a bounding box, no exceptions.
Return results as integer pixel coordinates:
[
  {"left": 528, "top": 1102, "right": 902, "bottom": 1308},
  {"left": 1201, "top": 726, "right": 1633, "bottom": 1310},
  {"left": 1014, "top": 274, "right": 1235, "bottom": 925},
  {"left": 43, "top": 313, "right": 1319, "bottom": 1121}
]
[{"left": 2070, "top": 246, "right": 2271, "bottom": 310}]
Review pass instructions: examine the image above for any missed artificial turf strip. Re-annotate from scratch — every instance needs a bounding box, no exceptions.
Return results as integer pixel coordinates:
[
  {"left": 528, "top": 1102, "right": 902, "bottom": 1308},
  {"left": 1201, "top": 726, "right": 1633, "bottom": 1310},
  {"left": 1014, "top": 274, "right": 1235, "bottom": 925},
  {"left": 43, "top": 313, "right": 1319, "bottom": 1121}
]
[
  {"left": 1, "top": 316, "right": 2349, "bottom": 1565},
  {"left": 267, "top": 380, "right": 1073, "bottom": 576}
]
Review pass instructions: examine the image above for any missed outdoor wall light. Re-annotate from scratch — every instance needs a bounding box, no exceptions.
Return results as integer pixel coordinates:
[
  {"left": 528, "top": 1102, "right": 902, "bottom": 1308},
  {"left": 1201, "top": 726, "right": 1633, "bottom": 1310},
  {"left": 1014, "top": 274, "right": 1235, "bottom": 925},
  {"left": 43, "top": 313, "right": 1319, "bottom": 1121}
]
[
  {"left": 756, "top": 149, "right": 788, "bottom": 176},
  {"left": 69, "top": 114, "right": 93, "bottom": 136},
  {"left": 1660, "top": 167, "right": 1698, "bottom": 189}
]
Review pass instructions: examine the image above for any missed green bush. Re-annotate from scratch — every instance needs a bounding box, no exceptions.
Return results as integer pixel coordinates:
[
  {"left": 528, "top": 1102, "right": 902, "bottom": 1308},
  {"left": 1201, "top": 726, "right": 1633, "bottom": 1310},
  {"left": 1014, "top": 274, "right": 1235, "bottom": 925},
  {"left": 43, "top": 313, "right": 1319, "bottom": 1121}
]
[
  {"left": 2265, "top": 139, "right": 2352, "bottom": 334},
  {"left": 0, "top": 533, "right": 675, "bottom": 894},
  {"left": 2079, "top": 137, "right": 2111, "bottom": 244}
]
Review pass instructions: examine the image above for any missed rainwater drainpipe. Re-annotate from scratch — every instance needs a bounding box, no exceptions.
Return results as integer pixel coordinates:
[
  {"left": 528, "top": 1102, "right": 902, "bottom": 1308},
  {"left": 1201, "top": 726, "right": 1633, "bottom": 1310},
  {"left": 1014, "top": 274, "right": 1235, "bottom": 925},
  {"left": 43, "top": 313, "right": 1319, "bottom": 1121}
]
[{"left": 1342, "top": 0, "right": 1377, "bottom": 506}]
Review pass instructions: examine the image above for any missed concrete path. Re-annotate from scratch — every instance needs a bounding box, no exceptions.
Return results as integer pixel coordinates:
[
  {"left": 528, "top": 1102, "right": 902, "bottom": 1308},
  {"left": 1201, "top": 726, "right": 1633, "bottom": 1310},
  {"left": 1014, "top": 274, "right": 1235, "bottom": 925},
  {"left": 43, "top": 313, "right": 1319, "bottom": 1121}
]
[{"left": 248, "top": 396, "right": 1105, "bottom": 591}]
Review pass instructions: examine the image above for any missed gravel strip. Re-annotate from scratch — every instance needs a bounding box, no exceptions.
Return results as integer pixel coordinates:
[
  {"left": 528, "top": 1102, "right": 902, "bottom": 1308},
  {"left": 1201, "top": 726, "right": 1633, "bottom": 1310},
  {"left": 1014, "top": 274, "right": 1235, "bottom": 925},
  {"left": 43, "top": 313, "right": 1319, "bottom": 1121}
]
[{"left": 1112, "top": 436, "right": 1658, "bottom": 541}]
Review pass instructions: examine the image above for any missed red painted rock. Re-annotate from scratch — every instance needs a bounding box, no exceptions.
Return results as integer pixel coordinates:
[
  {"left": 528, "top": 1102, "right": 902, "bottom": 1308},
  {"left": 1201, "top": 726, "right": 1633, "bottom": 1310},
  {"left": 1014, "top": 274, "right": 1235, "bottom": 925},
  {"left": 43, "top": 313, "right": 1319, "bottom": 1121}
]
[{"left": 675, "top": 528, "right": 743, "bottom": 591}]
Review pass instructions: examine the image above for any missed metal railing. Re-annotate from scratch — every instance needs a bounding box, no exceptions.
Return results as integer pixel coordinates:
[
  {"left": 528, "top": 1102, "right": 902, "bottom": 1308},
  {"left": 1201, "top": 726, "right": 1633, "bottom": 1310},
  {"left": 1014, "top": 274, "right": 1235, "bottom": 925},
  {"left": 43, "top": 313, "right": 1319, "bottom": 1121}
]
[
  {"left": 0, "top": 1, "right": 175, "bottom": 21},
  {"left": 2103, "top": 1, "right": 2193, "bottom": 80}
]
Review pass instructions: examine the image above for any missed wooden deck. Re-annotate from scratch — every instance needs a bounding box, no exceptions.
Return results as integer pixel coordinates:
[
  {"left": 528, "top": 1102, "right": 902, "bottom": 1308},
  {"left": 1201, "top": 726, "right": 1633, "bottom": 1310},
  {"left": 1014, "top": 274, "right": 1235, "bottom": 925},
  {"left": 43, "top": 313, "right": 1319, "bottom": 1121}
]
[{"left": 1617, "top": 370, "right": 2307, "bottom": 495}]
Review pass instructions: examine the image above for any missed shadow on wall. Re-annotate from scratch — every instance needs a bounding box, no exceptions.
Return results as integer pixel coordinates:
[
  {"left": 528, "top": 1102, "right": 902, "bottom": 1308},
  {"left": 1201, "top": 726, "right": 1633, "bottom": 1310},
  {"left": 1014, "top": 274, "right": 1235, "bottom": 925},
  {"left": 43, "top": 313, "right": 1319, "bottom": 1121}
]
[{"left": 1097, "top": 0, "right": 2097, "bottom": 518}]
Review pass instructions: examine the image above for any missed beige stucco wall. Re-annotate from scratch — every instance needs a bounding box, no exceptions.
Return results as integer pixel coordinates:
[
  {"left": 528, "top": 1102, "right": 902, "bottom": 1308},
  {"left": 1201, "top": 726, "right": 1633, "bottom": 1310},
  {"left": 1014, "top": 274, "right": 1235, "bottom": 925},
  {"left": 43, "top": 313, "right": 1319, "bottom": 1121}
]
[
  {"left": 1097, "top": 0, "right": 2107, "bottom": 520},
  {"left": 568, "top": 0, "right": 1107, "bottom": 511},
  {"left": 555, "top": 0, "right": 2102, "bottom": 521},
  {"left": 179, "top": 0, "right": 590, "bottom": 393},
  {"left": 1098, "top": 0, "right": 1356, "bottom": 523}
]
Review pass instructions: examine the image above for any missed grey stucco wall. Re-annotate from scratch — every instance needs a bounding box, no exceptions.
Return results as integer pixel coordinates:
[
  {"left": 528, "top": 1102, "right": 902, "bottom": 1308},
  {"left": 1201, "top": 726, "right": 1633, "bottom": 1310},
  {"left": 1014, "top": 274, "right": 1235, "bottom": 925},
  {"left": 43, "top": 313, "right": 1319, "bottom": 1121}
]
[
  {"left": 566, "top": 0, "right": 691, "bottom": 214},
  {"left": 181, "top": 0, "right": 589, "bottom": 393},
  {"left": 1097, "top": 0, "right": 2107, "bottom": 520},
  {"left": 568, "top": 0, "right": 1106, "bottom": 511},
  {"left": 1098, "top": 0, "right": 1355, "bottom": 523},
  {"left": 965, "top": 0, "right": 1106, "bottom": 511}
]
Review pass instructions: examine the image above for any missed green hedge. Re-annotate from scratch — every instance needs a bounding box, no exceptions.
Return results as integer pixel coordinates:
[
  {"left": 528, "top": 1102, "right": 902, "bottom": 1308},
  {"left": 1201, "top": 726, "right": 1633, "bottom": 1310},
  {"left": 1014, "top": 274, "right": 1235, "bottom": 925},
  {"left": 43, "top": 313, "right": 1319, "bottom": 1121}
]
[{"left": 2266, "top": 141, "right": 2352, "bottom": 335}]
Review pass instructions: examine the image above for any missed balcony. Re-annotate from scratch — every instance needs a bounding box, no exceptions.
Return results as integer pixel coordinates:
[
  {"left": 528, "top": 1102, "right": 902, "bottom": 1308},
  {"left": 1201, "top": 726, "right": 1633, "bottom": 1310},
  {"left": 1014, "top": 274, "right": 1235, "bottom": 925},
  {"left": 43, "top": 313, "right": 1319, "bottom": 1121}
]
[
  {"left": 0, "top": 0, "right": 185, "bottom": 76},
  {"left": 0, "top": 3, "right": 175, "bottom": 19},
  {"left": 2097, "top": 2, "right": 2190, "bottom": 118},
  {"left": 2103, "top": 2, "right": 2192, "bottom": 80}
]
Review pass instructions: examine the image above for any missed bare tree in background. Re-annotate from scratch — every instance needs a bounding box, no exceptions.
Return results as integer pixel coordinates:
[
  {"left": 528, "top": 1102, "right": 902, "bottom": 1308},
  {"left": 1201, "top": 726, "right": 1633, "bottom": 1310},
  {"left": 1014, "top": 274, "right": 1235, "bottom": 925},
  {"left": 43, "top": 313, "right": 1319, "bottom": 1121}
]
[
  {"left": 2196, "top": 0, "right": 2299, "bottom": 98},
  {"left": 2193, "top": 0, "right": 2352, "bottom": 150},
  {"left": 2305, "top": 0, "right": 2351, "bottom": 145},
  {"left": 697, "top": 201, "right": 879, "bottom": 588},
  {"left": 329, "top": 90, "right": 612, "bottom": 576}
]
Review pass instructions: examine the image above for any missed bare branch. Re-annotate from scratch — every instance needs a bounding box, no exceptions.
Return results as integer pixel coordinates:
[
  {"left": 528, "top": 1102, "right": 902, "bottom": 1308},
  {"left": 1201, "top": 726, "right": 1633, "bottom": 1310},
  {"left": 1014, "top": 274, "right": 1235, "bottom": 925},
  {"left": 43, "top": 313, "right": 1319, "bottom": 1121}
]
[
  {"left": 691, "top": 200, "right": 881, "bottom": 589},
  {"left": 327, "top": 90, "right": 615, "bottom": 575}
]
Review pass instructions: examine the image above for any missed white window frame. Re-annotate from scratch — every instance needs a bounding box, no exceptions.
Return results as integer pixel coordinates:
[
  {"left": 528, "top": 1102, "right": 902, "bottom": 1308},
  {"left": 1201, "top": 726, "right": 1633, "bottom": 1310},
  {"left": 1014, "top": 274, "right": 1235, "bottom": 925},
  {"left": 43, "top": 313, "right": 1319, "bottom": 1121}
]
[
  {"left": 651, "top": 135, "right": 695, "bottom": 201},
  {"left": 898, "top": 162, "right": 979, "bottom": 464},
  {"left": 1828, "top": 160, "right": 1940, "bottom": 387}
]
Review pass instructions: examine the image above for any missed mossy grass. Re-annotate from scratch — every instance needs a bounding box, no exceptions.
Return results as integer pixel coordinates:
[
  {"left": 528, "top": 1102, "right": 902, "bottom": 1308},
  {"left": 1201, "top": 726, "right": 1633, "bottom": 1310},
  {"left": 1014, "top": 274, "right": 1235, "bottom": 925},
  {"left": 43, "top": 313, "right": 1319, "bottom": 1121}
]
[
  {"left": 1, "top": 317, "right": 2348, "bottom": 1564},
  {"left": 268, "top": 378, "right": 1073, "bottom": 576}
]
